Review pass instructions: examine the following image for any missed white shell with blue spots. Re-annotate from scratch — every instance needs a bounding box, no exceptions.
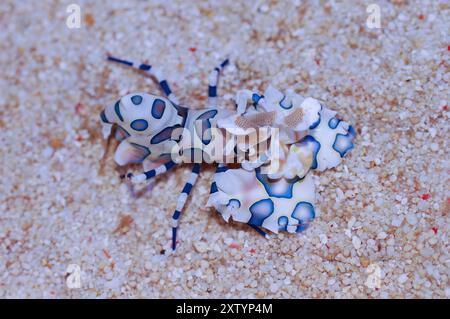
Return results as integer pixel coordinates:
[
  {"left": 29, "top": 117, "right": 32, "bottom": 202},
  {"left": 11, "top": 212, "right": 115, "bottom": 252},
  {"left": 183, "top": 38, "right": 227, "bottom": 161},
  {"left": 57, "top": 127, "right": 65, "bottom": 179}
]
[
  {"left": 208, "top": 167, "right": 316, "bottom": 233},
  {"left": 299, "top": 107, "right": 355, "bottom": 171},
  {"left": 104, "top": 88, "right": 355, "bottom": 236},
  {"left": 115, "top": 92, "right": 181, "bottom": 136}
]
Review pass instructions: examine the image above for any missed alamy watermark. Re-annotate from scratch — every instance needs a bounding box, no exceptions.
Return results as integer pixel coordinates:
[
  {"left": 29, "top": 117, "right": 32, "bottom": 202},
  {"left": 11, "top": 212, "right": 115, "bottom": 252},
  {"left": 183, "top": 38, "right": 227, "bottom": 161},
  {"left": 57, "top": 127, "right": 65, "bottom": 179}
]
[
  {"left": 366, "top": 4, "right": 381, "bottom": 29},
  {"left": 66, "top": 263, "right": 81, "bottom": 289},
  {"left": 66, "top": 3, "right": 382, "bottom": 30},
  {"left": 66, "top": 4, "right": 81, "bottom": 29},
  {"left": 365, "top": 263, "right": 381, "bottom": 289}
]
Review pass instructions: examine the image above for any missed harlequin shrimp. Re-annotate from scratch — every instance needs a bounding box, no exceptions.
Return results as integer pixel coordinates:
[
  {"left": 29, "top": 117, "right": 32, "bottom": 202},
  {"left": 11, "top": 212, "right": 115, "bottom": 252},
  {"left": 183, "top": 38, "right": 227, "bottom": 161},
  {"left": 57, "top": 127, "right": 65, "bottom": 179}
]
[{"left": 100, "top": 55, "right": 356, "bottom": 250}]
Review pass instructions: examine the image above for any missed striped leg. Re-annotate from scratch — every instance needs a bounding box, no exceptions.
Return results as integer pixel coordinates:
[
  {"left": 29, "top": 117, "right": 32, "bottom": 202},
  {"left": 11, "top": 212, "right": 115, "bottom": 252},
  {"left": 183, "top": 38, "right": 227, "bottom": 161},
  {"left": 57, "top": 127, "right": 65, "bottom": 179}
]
[
  {"left": 127, "top": 160, "right": 177, "bottom": 184},
  {"left": 171, "top": 164, "right": 201, "bottom": 250},
  {"left": 107, "top": 55, "right": 180, "bottom": 106},
  {"left": 207, "top": 59, "right": 229, "bottom": 108}
]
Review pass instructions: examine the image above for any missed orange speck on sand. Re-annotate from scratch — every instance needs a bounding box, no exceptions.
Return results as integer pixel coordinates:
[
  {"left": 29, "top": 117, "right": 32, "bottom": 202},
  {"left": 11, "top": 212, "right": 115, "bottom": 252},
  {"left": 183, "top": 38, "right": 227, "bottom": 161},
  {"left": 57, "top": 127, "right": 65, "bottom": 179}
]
[
  {"left": 192, "top": 92, "right": 207, "bottom": 101},
  {"left": 188, "top": 47, "right": 197, "bottom": 52},
  {"left": 50, "top": 138, "right": 62, "bottom": 149},
  {"left": 314, "top": 58, "right": 321, "bottom": 66},
  {"left": 103, "top": 249, "right": 111, "bottom": 259},
  {"left": 418, "top": 14, "right": 425, "bottom": 20},
  {"left": 229, "top": 243, "right": 240, "bottom": 249},
  {"left": 114, "top": 215, "right": 134, "bottom": 234}
]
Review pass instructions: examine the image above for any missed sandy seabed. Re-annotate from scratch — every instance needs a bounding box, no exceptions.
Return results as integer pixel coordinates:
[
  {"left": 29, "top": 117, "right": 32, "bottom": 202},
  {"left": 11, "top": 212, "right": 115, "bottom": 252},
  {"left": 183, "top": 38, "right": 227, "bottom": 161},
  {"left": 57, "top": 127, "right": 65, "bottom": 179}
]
[{"left": 0, "top": 0, "right": 448, "bottom": 298}]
